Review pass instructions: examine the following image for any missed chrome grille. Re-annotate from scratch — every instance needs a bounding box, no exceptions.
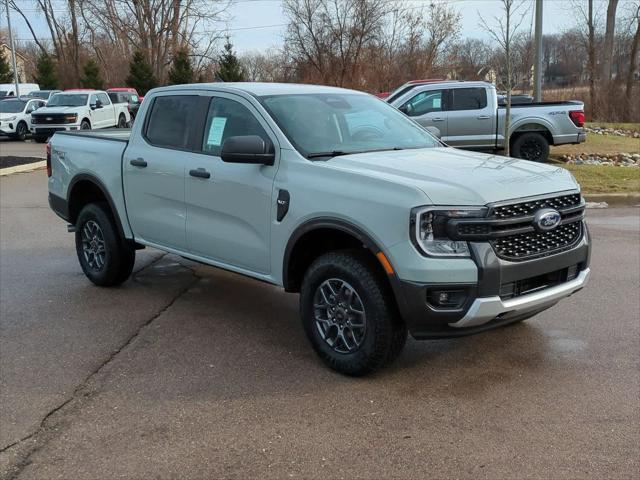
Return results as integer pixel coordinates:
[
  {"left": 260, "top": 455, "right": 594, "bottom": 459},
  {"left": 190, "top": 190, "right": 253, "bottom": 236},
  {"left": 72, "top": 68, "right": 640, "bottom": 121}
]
[
  {"left": 32, "top": 114, "right": 68, "bottom": 125},
  {"left": 490, "top": 193, "right": 581, "bottom": 219},
  {"left": 491, "top": 221, "right": 582, "bottom": 261}
]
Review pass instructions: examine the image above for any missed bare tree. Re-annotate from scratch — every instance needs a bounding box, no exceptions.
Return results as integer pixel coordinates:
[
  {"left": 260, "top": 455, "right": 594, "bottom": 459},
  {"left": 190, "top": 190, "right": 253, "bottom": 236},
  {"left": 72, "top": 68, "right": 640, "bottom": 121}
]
[
  {"left": 480, "top": 0, "right": 530, "bottom": 156},
  {"left": 625, "top": 2, "right": 640, "bottom": 117},
  {"left": 601, "top": 0, "right": 620, "bottom": 82}
]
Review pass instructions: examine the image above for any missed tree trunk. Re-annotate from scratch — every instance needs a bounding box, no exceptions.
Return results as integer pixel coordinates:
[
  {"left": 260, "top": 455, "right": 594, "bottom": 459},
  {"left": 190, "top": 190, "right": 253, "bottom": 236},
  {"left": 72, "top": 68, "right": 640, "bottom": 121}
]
[
  {"left": 601, "top": 0, "right": 619, "bottom": 82},
  {"left": 588, "top": 0, "right": 597, "bottom": 119},
  {"left": 625, "top": 9, "right": 640, "bottom": 121},
  {"left": 504, "top": 0, "right": 511, "bottom": 157}
]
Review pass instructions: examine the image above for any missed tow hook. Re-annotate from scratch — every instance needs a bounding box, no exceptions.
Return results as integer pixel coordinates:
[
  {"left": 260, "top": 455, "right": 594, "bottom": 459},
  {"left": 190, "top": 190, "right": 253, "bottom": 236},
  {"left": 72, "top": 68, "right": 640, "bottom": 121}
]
[{"left": 67, "top": 224, "right": 76, "bottom": 233}]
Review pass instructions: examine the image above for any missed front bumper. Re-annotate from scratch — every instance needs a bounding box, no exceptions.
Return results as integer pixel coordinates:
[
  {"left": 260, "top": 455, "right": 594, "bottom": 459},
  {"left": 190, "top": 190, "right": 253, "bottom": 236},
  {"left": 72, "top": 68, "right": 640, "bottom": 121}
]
[
  {"left": 0, "top": 122, "right": 16, "bottom": 134},
  {"left": 393, "top": 224, "right": 591, "bottom": 339},
  {"left": 30, "top": 125, "right": 79, "bottom": 137}
]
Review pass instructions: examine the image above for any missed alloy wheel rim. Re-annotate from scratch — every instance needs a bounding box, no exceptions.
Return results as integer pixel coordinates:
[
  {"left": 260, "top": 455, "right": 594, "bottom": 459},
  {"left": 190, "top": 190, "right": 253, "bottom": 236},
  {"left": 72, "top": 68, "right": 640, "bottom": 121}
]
[
  {"left": 521, "top": 138, "right": 543, "bottom": 161},
  {"left": 81, "top": 220, "right": 106, "bottom": 271},
  {"left": 313, "top": 278, "right": 366, "bottom": 354}
]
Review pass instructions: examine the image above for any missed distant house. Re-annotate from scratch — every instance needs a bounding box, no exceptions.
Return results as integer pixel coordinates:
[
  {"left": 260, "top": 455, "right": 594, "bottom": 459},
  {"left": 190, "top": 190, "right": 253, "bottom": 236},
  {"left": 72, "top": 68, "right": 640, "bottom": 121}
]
[{"left": 0, "top": 43, "right": 27, "bottom": 82}]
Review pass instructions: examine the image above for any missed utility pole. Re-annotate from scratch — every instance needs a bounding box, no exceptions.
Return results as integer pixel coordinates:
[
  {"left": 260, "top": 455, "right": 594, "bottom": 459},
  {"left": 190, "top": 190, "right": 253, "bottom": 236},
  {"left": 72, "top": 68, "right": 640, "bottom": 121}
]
[
  {"left": 533, "top": 0, "right": 543, "bottom": 102},
  {"left": 4, "top": 0, "right": 20, "bottom": 97}
]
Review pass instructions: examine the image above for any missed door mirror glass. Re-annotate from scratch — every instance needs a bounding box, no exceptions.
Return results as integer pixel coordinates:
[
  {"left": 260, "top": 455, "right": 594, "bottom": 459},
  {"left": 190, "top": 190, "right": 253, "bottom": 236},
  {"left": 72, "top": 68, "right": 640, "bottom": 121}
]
[
  {"left": 221, "top": 135, "right": 275, "bottom": 165},
  {"left": 95, "top": 99, "right": 103, "bottom": 109}
]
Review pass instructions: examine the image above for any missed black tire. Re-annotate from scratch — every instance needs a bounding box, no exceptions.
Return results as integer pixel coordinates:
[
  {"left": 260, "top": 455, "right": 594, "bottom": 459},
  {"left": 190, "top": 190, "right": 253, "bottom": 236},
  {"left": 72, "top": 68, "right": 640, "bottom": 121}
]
[
  {"left": 14, "top": 121, "right": 28, "bottom": 141},
  {"left": 117, "top": 114, "right": 126, "bottom": 128},
  {"left": 75, "top": 202, "right": 135, "bottom": 287},
  {"left": 80, "top": 119, "right": 91, "bottom": 130},
  {"left": 34, "top": 136, "right": 48, "bottom": 144},
  {"left": 300, "top": 250, "right": 407, "bottom": 376},
  {"left": 511, "top": 132, "right": 550, "bottom": 162}
]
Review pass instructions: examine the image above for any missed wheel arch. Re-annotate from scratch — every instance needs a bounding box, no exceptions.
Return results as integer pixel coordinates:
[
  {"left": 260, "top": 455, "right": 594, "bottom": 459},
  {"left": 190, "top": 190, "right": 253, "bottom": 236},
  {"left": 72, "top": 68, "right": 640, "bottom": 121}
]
[
  {"left": 67, "top": 174, "right": 125, "bottom": 239},
  {"left": 282, "top": 218, "right": 397, "bottom": 294},
  {"left": 509, "top": 119, "right": 555, "bottom": 146}
]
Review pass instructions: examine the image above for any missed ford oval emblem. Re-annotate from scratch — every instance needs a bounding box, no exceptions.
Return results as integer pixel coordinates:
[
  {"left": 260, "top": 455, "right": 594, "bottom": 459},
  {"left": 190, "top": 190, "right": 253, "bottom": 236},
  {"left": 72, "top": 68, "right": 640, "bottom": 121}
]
[{"left": 534, "top": 208, "right": 562, "bottom": 231}]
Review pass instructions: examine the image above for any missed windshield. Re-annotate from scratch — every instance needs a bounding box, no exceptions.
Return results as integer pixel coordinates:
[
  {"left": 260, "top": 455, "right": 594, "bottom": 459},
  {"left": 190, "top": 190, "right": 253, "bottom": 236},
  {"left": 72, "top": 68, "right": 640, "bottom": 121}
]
[
  {"left": 0, "top": 99, "right": 27, "bottom": 113},
  {"left": 260, "top": 93, "right": 440, "bottom": 158},
  {"left": 47, "top": 94, "right": 88, "bottom": 107},
  {"left": 27, "top": 91, "right": 49, "bottom": 99}
]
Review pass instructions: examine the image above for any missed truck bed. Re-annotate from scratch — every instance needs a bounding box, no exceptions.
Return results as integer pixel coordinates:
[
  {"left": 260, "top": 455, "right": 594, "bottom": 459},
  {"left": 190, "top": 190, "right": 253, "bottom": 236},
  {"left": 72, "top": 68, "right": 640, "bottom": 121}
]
[{"left": 55, "top": 128, "right": 131, "bottom": 142}]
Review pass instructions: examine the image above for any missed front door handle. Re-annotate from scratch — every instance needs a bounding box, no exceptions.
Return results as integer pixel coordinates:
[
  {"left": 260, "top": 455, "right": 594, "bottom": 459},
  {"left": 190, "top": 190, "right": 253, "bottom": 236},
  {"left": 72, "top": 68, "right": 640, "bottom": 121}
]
[
  {"left": 432, "top": 117, "right": 445, "bottom": 122},
  {"left": 189, "top": 168, "right": 211, "bottom": 179},
  {"left": 130, "top": 158, "right": 147, "bottom": 167},
  {"left": 477, "top": 115, "right": 491, "bottom": 120}
]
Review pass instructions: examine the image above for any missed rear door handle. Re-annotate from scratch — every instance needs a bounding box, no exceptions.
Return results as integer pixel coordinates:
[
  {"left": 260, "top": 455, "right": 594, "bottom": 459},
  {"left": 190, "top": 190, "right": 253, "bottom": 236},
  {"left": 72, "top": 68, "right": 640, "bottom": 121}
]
[
  {"left": 432, "top": 117, "right": 445, "bottom": 122},
  {"left": 130, "top": 158, "right": 147, "bottom": 167},
  {"left": 189, "top": 168, "right": 211, "bottom": 179},
  {"left": 477, "top": 115, "right": 491, "bottom": 120}
]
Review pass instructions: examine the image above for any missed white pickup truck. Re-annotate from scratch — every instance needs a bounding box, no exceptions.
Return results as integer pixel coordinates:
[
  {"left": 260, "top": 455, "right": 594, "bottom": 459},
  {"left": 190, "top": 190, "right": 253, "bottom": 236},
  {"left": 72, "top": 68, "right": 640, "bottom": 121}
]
[
  {"left": 387, "top": 80, "right": 586, "bottom": 162},
  {"left": 30, "top": 90, "right": 130, "bottom": 143}
]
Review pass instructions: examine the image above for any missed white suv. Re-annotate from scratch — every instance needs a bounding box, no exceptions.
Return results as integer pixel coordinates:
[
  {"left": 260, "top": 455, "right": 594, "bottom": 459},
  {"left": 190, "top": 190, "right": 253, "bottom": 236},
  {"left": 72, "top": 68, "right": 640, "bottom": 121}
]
[{"left": 0, "top": 97, "right": 47, "bottom": 140}]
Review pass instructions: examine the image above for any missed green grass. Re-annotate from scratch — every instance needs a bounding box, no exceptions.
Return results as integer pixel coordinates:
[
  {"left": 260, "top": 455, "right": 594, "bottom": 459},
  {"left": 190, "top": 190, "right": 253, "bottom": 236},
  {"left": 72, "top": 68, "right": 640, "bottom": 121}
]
[
  {"left": 551, "top": 133, "right": 640, "bottom": 157},
  {"left": 553, "top": 162, "right": 640, "bottom": 194}
]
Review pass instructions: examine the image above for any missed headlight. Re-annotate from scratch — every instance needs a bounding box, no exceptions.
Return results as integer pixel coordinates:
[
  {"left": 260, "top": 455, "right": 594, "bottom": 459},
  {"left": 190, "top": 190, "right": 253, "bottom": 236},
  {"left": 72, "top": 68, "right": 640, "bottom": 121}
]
[
  {"left": 64, "top": 114, "right": 77, "bottom": 123},
  {"left": 411, "top": 206, "right": 487, "bottom": 257},
  {"left": 5, "top": 116, "right": 16, "bottom": 121}
]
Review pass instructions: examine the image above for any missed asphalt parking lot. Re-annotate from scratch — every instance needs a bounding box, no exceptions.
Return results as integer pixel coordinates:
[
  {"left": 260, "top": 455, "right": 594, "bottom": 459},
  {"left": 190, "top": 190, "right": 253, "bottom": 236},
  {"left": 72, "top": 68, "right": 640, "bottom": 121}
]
[
  {"left": 0, "top": 169, "right": 638, "bottom": 479},
  {"left": 0, "top": 138, "right": 46, "bottom": 160}
]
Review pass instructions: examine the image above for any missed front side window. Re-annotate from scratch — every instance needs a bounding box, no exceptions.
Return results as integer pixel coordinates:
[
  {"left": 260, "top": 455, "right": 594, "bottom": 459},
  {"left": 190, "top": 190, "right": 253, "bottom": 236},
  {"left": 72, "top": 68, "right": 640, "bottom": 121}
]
[
  {"left": 202, "top": 97, "right": 269, "bottom": 156},
  {"left": 401, "top": 90, "right": 445, "bottom": 117},
  {"left": 145, "top": 95, "right": 201, "bottom": 150},
  {"left": 260, "top": 93, "right": 440, "bottom": 158},
  {"left": 450, "top": 88, "right": 487, "bottom": 110}
]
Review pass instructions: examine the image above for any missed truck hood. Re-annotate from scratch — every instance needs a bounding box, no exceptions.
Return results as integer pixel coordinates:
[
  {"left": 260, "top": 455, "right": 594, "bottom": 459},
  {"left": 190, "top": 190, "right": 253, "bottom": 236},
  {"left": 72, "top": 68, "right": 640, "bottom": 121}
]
[
  {"left": 32, "top": 106, "right": 83, "bottom": 115},
  {"left": 324, "top": 147, "right": 579, "bottom": 205}
]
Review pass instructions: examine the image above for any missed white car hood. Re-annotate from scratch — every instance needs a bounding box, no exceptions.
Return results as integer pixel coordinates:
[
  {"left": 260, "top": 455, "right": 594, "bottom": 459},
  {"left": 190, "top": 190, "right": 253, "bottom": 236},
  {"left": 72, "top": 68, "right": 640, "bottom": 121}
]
[{"left": 323, "top": 147, "right": 579, "bottom": 205}]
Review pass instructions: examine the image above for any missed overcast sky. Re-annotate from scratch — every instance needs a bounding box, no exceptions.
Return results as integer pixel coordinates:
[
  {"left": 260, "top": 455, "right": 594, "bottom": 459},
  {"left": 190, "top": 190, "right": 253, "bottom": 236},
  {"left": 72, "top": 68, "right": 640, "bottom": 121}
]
[{"left": 2, "top": 0, "right": 623, "bottom": 54}]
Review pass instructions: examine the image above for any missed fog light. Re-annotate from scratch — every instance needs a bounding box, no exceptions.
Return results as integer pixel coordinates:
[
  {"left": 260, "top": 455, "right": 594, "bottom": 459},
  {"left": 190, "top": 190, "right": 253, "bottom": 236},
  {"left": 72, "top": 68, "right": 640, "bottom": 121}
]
[
  {"left": 567, "top": 264, "right": 579, "bottom": 281},
  {"left": 427, "top": 289, "right": 467, "bottom": 309}
]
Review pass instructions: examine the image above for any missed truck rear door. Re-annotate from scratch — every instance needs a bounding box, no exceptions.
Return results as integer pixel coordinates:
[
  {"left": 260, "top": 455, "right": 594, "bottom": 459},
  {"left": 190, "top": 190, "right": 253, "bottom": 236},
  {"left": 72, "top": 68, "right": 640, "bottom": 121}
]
[
  {"left": 123, "top": 94, "right": 206, "bottom": 251},
  {"left": 445, "top": 87, "right": 495, "bottom": 148}
]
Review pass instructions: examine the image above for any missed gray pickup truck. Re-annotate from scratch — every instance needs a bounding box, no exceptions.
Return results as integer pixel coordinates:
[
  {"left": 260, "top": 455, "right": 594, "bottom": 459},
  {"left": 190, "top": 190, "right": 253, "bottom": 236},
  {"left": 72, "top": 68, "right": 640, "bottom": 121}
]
[
  {"left": 47, "top": 83, "right": 591, "bottom": 376},
  {"left": 387, "top": 80, "right": 586, "bottom": 162}
]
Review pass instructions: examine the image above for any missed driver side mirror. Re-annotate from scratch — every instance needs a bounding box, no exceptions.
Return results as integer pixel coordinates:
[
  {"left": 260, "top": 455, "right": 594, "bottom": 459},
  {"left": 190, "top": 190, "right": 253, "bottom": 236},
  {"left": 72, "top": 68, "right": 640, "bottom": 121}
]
[
  {"left": 398, "top": 104, "right": 408, "bottom": 114},
  {"left": 221, "top": 135, "right": 275, "bottom": 166}
]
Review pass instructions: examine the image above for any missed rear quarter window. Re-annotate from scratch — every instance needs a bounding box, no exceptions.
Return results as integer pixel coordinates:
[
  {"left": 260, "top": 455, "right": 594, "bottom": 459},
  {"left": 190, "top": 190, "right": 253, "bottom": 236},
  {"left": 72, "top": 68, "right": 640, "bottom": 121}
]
[{"left": 450, "top": 88, "right": 487, "bottom": 110}]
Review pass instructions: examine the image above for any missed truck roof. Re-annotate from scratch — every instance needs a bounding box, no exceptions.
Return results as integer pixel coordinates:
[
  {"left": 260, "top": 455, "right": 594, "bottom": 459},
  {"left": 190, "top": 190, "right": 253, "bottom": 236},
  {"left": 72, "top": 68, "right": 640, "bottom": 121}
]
[{"left": 151, "top": 82, "right": 366, "bottom": 97}]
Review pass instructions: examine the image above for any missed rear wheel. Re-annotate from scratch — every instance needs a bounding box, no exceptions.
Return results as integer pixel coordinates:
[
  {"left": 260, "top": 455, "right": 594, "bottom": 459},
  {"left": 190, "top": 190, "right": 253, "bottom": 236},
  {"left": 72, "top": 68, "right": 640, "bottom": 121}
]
[
  {"left": 511, "top": 132, "right": 550, "bottom": 162},
  {"left": 75, "top": 202, "right": 135, "bottom": 286},
  {"left": 300, "top": 251, "right": 407, "bottom": 376},
  {"left": 117, "top": 114, "right": 127, "bottom": 128}
]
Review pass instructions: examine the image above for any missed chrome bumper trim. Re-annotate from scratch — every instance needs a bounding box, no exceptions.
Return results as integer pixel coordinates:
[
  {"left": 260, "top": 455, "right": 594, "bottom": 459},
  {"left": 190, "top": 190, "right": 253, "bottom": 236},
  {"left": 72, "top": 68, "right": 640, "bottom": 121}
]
[{"left": 449, "top": 268, "right": 591, "bottom": 328}]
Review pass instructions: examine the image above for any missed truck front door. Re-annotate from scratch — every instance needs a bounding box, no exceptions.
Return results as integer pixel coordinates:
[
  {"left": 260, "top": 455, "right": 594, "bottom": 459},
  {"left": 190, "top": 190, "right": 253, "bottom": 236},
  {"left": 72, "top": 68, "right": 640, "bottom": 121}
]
[
  {"left": 123, "top": 94, "right": 206, "bottom": 251},
  {"left": 399, "top": 89, "right": 448, "bottom": 138},
  {"left": 183, "top": 93, "right": 277, "bottom": 274},
  {"left": 445, "top": 87, "right": 495, "bottom": 148}
]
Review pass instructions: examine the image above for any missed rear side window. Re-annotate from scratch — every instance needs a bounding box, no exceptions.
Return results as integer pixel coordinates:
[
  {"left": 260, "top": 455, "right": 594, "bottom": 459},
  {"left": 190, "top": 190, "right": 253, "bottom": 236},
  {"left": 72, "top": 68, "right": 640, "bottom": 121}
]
[
  {"left": 145, "top": 96, "right": 202, "bottom": 150},
  {"left": 450, "top": 88, "right": 487, "bottom": 110},
  {"left": 201, "top": 97, "right": 269, "bottom": 156},
  {"left": 98, "top": 92, "right": 110, "bottom": 105}
]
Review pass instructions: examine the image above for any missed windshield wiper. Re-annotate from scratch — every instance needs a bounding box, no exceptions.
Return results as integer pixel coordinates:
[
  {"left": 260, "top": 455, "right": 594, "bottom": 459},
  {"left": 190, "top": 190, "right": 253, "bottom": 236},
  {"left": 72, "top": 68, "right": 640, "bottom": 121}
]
[{"left": 306, "top": 150, "right": 353, "bottom": 159}]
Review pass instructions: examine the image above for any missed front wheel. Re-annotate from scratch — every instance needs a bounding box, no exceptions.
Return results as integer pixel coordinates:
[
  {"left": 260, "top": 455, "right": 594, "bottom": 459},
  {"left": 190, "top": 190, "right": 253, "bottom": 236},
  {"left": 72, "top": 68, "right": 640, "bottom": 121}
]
[
  {"left": 80, "top": 119, "right": 91, "bottom": 130},
  {"left": 14, "top": 121, "right": 28, "bottom": 141},
  {"left": 300, "top": 251, "right": 407, "bottom": 376},
  {"left": 34, "top": 136, "right": 48, "bottom": 144},
  {"left": 511, "top": 132, "right": 550, "bottom": 162},
  {"left": 75, "top": 202, "right": 135, "bottom": 286}
]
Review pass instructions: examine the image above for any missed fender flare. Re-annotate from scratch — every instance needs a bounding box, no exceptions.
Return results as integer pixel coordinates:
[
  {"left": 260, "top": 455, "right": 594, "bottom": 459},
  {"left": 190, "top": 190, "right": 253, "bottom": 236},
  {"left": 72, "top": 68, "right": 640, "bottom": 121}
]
[
  {"left": 67, "top": 173, "right": 126, "bottom": 239},
  {"left": 282, "top": 217, "right": 387, "bottom": 291}
]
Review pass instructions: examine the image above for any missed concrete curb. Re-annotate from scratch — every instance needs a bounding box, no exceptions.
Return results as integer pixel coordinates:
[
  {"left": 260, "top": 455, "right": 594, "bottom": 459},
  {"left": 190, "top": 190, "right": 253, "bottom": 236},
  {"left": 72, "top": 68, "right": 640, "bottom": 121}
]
[
  {"left": 583, "top": 193, "right": 640, "bottom": 207},
  {"left": 0, "top": 161, "right": 46, "bottom": 177}
]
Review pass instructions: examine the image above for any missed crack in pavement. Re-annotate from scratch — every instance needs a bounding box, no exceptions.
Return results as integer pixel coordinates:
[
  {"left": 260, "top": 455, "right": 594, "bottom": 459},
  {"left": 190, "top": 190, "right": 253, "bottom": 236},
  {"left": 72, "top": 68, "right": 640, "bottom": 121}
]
[{"left": 0, "top": 255, "right": 201, "bottom": 480}]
